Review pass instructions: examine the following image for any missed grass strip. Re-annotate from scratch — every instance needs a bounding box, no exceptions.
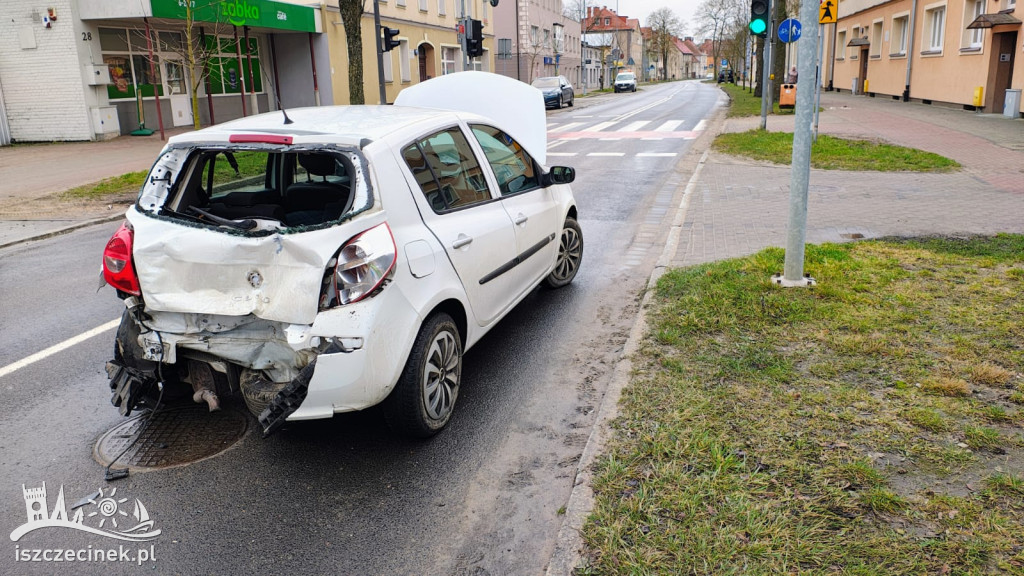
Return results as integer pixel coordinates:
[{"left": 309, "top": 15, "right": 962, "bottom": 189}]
[
  {"left": 718, "top": 81, "right": 795, "bottom": 117},
  {"left": 713, "top": 130, "right": 960, "bottom": 172},
  {"left": 582, "top": 235, "right": 1024, "bottom": 574},
  {"left": 61, "top": 171, "right": 148, "bottom": 200}
]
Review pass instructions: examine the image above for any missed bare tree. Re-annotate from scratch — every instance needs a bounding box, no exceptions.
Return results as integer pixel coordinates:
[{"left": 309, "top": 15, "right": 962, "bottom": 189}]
[
  {"left": 339, "top": 0, "right": 366, "bottom": 105},
  {"left": 129, "top": 1, "right": 230, "bottom": 130},
  {"left": 646, "top": 8, "right": 683, "bottom": 81},
  {"left": 695, "top": 0, "right": 732, "bottom": 78}
]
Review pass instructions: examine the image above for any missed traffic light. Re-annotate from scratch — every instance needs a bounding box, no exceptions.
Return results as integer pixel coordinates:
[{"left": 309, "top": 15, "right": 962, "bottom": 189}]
[
  {"left": 466, "top": 18, "right": 484, "bottom": 59},
  {"left": 381, "top": 26, "right": 400, "bottom": 52},
  {"left": 749, "top": 0, "right": 769, "bottom": 37}
]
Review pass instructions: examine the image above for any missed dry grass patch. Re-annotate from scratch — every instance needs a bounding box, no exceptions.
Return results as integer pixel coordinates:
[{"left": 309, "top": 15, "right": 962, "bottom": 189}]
[{"left": 583, "top": 235, "right": 1024, "bottom": 575}]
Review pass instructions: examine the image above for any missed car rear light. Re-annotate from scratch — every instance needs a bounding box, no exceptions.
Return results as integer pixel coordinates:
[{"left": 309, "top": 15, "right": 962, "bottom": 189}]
[
  {"left": 326, "top": 223, "right": 397, "bottom": 307},
  {"left": 102, "top": 222, "right": 141, "bottom": 296}
]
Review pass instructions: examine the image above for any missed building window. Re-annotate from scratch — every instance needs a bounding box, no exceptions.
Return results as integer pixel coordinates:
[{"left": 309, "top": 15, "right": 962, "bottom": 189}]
[
  {"left": 384, "top": 50, "right": 394, "bottom": 82},
  {"left": 531, "top": 26, "right": 539, "bottom": 45},
  {"left": 100, "top": 27, "right": 207, "bottom": 101},
  {"left": 891, "top": 16, "right": 909, "bottom": 55},
  {"left": 543, "top": 29, "right": 550, "bottom": 48},
  {"left": 438, "top": 0, "right": 445, "bottom": 15},
  {"left": 926, "top": 6, "right": 946, "bottom": 52},
  {"left": 604, "top": 18, "right": 610, "bottom": 25},
  {"left": 963, "top": 0, "right": 985, "bottom": 48},
  {"left": 870, "top": 21, "right": 883, "bottom": 57},
  {"left": 836, "top": 30, "right": 846, "bottom": 60},
  {"left": 442, "top": 46, "right": 458, "bottom": 74},
  {"left": 399, "top": 40, "right": 411, "bottom": 82},
  {"left": 419, "top": 0, "right": 427, "bottom": 10}
]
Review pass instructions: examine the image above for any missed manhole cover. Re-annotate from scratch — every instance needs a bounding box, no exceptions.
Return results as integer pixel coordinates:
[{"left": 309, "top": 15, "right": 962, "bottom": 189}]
[{"left": 94, "top": 404, "right": 249, "bottom": 471}]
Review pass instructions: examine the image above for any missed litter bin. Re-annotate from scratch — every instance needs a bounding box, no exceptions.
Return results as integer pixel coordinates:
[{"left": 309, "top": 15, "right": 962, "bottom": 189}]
[
  {"left": 1004, "top": 89, "right": 1022, "bottom": 118},
  {"left": 780, "top": 84, "right": 796, "bottom": 109}
]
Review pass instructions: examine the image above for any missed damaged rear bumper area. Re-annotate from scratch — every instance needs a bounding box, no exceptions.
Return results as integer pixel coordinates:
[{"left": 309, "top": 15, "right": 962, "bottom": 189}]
[{"left": 105, "top": 307, "right": 331, "bottom": 436}]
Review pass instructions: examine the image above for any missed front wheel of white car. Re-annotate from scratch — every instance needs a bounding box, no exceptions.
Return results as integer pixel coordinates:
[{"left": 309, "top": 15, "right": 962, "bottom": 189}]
[
  {"left": 384, "top": 313, "right": 462, "bottom": 438},
  {"left": 544, "top": 217, "right": 583, "bottom": 289}
]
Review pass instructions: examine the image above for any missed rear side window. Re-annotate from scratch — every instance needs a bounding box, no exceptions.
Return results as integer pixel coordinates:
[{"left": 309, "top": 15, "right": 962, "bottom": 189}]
[
  {"left": 402, "top": 127, "right": 492, "bottom": 212},
  {"left": 469, "top": 125, "right": 539, "bottom": 196},
  {"left": 164, "top": 149, "right": 358, "bottom": 229}
]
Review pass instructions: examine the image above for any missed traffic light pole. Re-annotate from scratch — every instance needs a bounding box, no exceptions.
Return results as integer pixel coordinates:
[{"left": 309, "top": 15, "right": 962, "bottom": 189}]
[
  {"left": 373, "top": 0, "right": 387, "bottom": 104},
  {"left": 775, "top": 0, "right": 820, "bottom": 287},
  {"left": 758, "top": 0, "right": 772, "bottom": 130}
]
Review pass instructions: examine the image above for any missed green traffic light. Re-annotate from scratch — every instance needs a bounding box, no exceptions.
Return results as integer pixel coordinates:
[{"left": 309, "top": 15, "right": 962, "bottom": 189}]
[{"left": 749, "top": 19, "right": 767, "bottom": 34}]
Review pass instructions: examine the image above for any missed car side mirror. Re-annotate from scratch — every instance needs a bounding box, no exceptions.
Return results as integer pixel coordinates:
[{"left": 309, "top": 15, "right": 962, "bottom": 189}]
[{"left": 547, "top": 166, "right": 575, "bottom": 185}]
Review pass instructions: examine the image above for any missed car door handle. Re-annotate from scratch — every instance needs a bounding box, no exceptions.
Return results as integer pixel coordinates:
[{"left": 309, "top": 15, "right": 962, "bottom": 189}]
[
  {"left": 513, "top": 213, "right": 528, "bottom": 225},
  {"left": 452, "top": 234, "right": 473, "bottom": 249}
]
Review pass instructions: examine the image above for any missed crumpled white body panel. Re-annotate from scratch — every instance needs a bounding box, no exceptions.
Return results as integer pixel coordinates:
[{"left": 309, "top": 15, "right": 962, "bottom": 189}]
[
  {"left": 394, "top": 71, "right": 548, "bottom": 166},
  {"left": 127, "top": 207, "right": 386, "bottom": 325}
]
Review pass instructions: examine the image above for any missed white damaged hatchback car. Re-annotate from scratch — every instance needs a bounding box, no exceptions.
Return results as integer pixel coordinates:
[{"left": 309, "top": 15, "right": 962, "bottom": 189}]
[{"left": 101, "top": 72, "right": 581, "bottom": 438}]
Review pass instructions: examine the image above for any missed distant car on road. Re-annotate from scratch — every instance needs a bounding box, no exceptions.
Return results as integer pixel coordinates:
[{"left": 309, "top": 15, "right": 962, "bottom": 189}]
[
  {"left": 613, "top": 72, "right": 637, "bottom": 93},
  {"left": 718, "top": 69, "right": 734, "bottom": 83},
  {"left": 531, "top": 76, "right": 574, "bottom": 109}
]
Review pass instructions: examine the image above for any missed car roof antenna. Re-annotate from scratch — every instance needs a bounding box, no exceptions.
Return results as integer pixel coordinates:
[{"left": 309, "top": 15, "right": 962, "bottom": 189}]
[{"left": 261, "top": 58, "right": 293, "bottom": 125}]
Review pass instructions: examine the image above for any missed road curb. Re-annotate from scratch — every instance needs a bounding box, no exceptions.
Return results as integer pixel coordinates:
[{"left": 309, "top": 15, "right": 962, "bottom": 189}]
[
  {"left": 0, "top": 214, "right": 125, "bottom": 251},
  {"left": 545, "top": 98, "right": 723, "bottom": 574}
]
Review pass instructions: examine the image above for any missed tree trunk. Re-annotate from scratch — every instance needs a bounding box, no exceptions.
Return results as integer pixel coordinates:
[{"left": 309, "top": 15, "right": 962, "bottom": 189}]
[
  {"left": 771, "top": 0, "right": 788, "bottom": 104},
  {"left": 754, "top": 36, "right": 764, "bottom": 97},
  {"left": 339, "top": 0, "right": 365, "bottom": 105}
]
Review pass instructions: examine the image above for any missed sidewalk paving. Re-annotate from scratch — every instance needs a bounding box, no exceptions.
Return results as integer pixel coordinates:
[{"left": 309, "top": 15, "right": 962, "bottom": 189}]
[
  {"left": 0, "top": 127, "right": 190, "bottom": 248},
  {"left": 671, "top": 90, "right": 1024, "bottom": 268}
]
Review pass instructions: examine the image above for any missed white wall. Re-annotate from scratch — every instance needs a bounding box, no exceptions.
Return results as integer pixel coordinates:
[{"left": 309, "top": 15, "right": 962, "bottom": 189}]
[{"left": 0, "top": 0, "right": 94, "bottom": 141}]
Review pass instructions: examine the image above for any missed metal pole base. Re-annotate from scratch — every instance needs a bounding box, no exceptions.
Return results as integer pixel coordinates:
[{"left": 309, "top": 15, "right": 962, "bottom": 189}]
[{"left": 771, "top": 273, "right": 817, "bottom": 288}]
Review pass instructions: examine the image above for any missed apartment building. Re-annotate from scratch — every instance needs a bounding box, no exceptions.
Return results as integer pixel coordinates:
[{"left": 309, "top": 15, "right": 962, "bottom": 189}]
[
  {"left": 826, "top": 0, "right": 1022, "bottom": 115},
  {"left": 343, "top": 0, "right": 497, "bottom": 104},
  {"left": 581, "top": 6, "right": 644, "bottom": 84},
  {"left": 491, "top": 0, "right": 582, "bottom": 85}
]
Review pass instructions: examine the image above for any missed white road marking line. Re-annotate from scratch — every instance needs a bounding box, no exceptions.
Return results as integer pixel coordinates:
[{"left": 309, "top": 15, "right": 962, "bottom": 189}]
[
  {"left": 547, "top": 152, "right": 578, "bottom": 157},
  {"left": 571, "top": 115, "right": 594, "bottom": 118},
  {"left": 694, "top": 119, "right": 708, "bottom": 132},
  {"left": 549, "top": 122, "right": 584, "bottom": 134},
  {"left": 548, "top": 140, "right": 567, "bottom": 149},
  {"left": 587, "top": 152, "right": 625, "bottom": 157},
  {"left": 637, "top": 152, "right": 678, "bottom": 157},
  {"left": 598, "top": 138, "right": 622, "bottom": 141},
  {"left": 587, "top": 121, "right": 618, "bottom": 132},
  {"left": 641, "top": 138, "right": 664, "bottom": 141},
  {"left": 0, "top": 318, "right": 120, "bottom": 379},
  {"left": 620, "top": 121, "right": 651, "bottom": 132},
  {"left": 654, "top": 120, "right": 684, "bottom": 132}
]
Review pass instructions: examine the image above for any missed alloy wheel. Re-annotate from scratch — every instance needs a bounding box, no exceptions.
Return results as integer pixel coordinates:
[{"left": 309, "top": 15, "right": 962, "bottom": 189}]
[{"left": 422, "top": 329, "right": 460, "bottom": 421}]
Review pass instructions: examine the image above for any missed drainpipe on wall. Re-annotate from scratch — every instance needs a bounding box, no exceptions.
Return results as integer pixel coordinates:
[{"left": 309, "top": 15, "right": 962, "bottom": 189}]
[
  {"left": 903, "top": 0, "right": 918, "bottom": 101},
  {"left": 309, "top": 33, "right": 321, "bottom": 106}
]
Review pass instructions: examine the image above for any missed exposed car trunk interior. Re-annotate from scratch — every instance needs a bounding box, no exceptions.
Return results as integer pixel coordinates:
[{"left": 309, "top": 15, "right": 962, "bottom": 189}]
[{"left": 164, "top": 149, "right": 358, "bottom": 230}]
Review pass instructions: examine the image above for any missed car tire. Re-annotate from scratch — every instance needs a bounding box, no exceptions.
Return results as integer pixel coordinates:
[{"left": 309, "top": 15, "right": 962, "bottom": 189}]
[
  {"left": 383, "top": 312, "right": 462, "bottom": 438},
  {"left": 544, "top": 217, "right": 583, "bottom": 289},
  {"left": 568, "top": 94, "right": 574, "bottom": 106},
  {"left": 557, "top": 95, "right": 563, "bottom": 109}
]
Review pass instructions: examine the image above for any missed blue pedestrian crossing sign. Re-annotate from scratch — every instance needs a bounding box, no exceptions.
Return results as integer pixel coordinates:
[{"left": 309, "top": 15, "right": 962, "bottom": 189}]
[{"left": 778, "top": 18, "right": 802, "bottom": 43}]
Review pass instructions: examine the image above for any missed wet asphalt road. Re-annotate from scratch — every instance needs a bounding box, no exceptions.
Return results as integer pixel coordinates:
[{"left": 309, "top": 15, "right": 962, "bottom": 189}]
[{"left": 0, "top": 80, "right": 724, "bottom": 575}]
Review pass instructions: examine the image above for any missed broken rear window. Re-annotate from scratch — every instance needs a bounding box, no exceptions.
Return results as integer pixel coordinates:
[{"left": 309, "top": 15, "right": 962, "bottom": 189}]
[{"left": 138, "top": 147, "right": 369, "bottom": 232}]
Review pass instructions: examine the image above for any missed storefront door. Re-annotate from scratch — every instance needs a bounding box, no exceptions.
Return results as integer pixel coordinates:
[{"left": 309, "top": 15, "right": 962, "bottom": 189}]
[{"left": 165, "top": 60, "right": 193, "bottom": 127}]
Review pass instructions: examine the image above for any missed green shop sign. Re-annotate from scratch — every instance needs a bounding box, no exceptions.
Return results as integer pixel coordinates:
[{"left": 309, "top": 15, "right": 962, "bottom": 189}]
[{"left": 151, "top": 0, "right": 318, "bottom": 33}]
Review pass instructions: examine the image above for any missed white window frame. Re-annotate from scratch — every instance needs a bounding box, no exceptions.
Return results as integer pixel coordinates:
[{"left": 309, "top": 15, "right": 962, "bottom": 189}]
[
  {"left": 438, "top": 0, "right": 445, "bottom": 15},
  {"left": 418, "top": 0, "right": 427, "bottom": 10},
  {"left": 962, "top": 0, "right": 985, "bottom": 49},
  {"left": 836, "top": 29, "right": 847, "bottom": 60},
  {"left": 399, "top": 40, "right": 411, "bottom": 82},
  {"left": 870, "top": 20, "right": 883, "bottom": 57},
  {"left": 891, "top": 14, "right": 909, "bottom": 56},
  {"left": 383, "top": 49, "right": 394, "bottom": 82},
  {"left": 924, "top": 4, "right": 946, "bottom": 53},
  {"left": 441, "top": 45, "right": 458, "bottom": 75}
]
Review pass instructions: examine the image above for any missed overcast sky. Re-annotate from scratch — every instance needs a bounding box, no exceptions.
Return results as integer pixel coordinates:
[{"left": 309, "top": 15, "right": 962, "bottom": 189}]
[{"left": 608, "top": 0, "right": 704, "bottom": 38}]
